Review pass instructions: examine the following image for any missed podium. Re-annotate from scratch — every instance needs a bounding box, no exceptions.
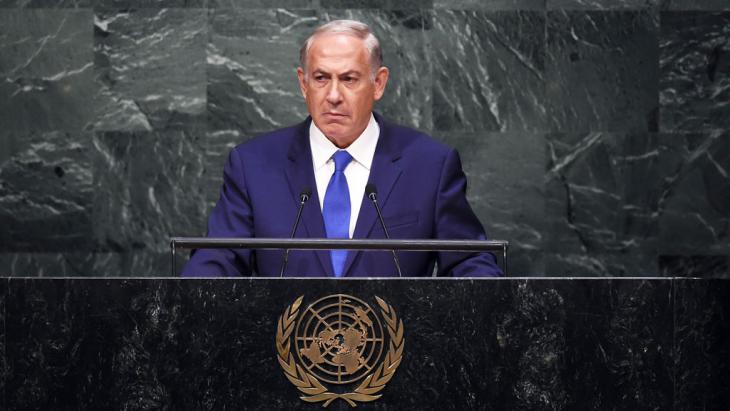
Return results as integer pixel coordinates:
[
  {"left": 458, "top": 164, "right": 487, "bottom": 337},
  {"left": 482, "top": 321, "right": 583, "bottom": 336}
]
[{"left": 1, "top": 277, "right": 728, "bottom": 409}]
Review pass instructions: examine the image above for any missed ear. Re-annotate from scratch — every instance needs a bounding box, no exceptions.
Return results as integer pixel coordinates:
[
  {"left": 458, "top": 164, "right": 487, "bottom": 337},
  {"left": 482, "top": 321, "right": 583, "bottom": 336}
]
[
  {"left": 297, "top": 67, "right": 307, "bottom": 99},
  {"left": 373, "top": 66, "right": 389, "bottom": 101}
]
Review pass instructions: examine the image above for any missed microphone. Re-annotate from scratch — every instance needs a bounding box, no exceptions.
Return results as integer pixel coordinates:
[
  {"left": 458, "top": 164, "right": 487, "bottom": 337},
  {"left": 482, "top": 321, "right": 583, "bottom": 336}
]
[
  {"left": 280, "top": 187, "right": 312, "bottom": 277},
  {"left": 365, "top": 183, "right": 403, "bottom": 277}
]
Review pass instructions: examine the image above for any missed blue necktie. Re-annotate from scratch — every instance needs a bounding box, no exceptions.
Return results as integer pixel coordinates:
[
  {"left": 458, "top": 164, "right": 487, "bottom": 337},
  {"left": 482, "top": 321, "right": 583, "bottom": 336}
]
[{"left": 323, "top": 150, "right": 353, "bottom": 277}]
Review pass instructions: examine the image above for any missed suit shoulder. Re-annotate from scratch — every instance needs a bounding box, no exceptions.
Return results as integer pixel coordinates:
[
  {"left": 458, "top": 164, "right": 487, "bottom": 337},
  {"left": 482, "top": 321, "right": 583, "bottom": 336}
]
[
  {"left": 230, "top": 122, "right": 305, "bottom": 158},
  {"left": 385, "top": 122, "right": 454, "bottom": 157}
]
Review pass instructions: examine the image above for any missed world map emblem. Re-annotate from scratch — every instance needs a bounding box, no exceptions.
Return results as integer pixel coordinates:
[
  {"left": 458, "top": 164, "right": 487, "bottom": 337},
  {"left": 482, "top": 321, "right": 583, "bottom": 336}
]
[{"left": 275, "top": 294, "right": 405, "bottom": 407}]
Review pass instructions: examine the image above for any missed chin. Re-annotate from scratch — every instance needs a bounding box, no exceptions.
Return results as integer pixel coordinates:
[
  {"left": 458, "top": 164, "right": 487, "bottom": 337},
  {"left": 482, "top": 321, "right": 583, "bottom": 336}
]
[
  {"left": 322, "top": 125, "right": 346, "bottom": 138},
  {"left": 324, "top": 129, "right": 355, "bottom": 147}
]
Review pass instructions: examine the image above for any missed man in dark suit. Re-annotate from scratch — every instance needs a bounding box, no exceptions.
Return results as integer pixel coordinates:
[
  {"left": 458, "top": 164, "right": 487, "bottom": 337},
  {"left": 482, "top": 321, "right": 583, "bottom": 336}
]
[{"left": 182, "top": 20, "right": 502, "bottom": 277}]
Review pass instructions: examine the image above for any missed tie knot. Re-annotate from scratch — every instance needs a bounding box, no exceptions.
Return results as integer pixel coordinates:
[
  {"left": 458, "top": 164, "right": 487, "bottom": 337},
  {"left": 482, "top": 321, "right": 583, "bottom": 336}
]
[{"left": 332, "top": 150, "right": 353, "bottom": 172}]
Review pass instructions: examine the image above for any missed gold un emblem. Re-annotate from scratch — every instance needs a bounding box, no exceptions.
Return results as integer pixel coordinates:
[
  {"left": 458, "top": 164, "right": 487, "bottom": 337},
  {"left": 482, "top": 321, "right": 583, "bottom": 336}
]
[{"left": 276, "top": 294, "right": 405, "bottom": 407}]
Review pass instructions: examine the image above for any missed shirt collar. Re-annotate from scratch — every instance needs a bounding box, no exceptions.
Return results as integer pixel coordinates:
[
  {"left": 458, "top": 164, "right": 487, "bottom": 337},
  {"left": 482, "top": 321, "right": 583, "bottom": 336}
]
[{"left": 309, "top": 114, "right": 380, "bottom": 171}]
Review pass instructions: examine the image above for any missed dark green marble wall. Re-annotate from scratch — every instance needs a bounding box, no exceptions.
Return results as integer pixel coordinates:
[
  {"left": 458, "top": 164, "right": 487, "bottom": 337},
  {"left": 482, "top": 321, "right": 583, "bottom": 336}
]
[{"left": 0, "top": 1, "right": 728, "bottom": 276}]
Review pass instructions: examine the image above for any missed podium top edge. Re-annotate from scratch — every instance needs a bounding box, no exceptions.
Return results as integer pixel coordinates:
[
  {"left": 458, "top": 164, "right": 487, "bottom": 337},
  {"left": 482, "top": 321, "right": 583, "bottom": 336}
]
[
  {"left": 169, "top": 237, "right": 509, "bottom": 252},
  {"left": 0, "top": 276, "right": 706, "bottom": 281}
]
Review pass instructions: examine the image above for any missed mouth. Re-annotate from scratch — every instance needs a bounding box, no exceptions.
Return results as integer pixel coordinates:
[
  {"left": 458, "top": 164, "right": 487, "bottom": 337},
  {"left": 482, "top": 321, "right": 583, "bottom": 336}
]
[{"left": 323, "top": 112, "right": 347, "bottom": 118}]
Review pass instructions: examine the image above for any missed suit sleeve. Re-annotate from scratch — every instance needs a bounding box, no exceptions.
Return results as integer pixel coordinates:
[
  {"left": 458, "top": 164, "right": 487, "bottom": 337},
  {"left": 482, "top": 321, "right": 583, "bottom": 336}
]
[
  {"left": 434, "top": 148, "right": 504, "bottom": 277},
  {"left": 181, "top": 149, "right": 255, "bottom": 277}
]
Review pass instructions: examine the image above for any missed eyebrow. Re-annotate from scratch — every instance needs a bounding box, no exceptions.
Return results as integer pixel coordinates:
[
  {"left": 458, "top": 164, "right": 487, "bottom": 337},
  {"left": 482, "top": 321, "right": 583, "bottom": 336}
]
[{"left": 312, "top": 69, "right": 363, "bottom": 77}]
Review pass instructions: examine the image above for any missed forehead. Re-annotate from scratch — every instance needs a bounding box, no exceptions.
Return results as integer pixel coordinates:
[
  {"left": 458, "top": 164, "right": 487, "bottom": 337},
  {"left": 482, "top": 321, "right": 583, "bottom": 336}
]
[{"left": 306, "top": 33, "right": 370, "bottom": 72}]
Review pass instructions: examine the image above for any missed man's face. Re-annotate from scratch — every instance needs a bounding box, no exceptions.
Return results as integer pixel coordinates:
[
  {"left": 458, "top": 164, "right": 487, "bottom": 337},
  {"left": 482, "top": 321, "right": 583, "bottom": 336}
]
[{"left": 297, "top": 33, "right": 389, "bottom": 148}]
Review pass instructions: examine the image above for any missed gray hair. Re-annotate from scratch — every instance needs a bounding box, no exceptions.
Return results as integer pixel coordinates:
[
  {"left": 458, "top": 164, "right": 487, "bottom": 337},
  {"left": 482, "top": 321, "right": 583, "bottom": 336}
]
[{"left": 299, "top": 19, "right": 383, "bottom": 80}]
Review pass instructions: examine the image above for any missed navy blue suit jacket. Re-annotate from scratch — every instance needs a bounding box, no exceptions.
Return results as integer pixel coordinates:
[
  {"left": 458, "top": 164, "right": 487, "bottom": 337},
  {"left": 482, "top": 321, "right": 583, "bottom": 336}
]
[{"left": 182, "top": 113, "right": 502, "bottom": 277}]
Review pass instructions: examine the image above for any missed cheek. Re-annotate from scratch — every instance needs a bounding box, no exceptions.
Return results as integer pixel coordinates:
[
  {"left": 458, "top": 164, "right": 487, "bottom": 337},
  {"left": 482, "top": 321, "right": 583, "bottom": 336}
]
[
  {"left": 306, "top": 92, "right": 324, "bottom": 109},
  {"left": 315, "top": 90, "right": 331, "bottom": 104},
  {"left": 354, "top": 94, "right": 374, "bottom": 112}
]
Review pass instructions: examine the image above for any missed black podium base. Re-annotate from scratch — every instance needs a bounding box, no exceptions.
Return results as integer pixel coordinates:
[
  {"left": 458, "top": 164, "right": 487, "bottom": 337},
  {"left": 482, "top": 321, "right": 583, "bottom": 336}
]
[{"left": 1, "top": 278, "right": 728, "bottom": 410}]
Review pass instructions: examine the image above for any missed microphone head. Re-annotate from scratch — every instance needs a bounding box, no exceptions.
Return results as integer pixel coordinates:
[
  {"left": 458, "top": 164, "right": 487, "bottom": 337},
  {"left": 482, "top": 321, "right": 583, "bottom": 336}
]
[
  {"left": 365, "top": 183, "right": 377, "bottom": 199},
  {"left": 300, "top": 186, "right": 312, "bottom": 201}
]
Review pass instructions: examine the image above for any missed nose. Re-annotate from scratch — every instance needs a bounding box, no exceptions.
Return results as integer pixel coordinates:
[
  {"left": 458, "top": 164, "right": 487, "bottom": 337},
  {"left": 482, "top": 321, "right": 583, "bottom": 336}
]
[{"left": 325, "top": 79, "right": 343, "bottom": 105}]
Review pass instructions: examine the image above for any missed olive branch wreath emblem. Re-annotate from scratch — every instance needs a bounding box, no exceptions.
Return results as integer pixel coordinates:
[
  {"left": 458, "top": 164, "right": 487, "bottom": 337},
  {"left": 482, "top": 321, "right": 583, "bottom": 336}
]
[{"left": 275, "top": 295, "right": 405, "bottom": 407}]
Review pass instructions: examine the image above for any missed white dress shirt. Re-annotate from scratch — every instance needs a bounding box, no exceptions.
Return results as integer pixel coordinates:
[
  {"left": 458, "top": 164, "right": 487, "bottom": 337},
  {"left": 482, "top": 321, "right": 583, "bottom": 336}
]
[{"left": 309, "top": 114, "right": 379, "bottom": 238}]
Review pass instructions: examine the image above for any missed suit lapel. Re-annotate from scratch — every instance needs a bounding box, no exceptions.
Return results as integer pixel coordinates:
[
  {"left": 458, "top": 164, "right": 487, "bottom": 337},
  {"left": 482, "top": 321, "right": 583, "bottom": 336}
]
[
  {"left": 284, "top": 118, "right": 334, "bottom": 277},
  {"left": 341, "top": 115, "right": 403, "bottom": 277}
]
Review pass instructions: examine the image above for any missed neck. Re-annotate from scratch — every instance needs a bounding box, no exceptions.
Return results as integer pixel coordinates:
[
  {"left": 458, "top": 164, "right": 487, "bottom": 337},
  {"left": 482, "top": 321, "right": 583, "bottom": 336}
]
[
  {"left": 328, "top": 136, "right": 356, "bottom": 149},
  {"left": 324, "top": 124, "right": 367, "bottom": 149}
]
